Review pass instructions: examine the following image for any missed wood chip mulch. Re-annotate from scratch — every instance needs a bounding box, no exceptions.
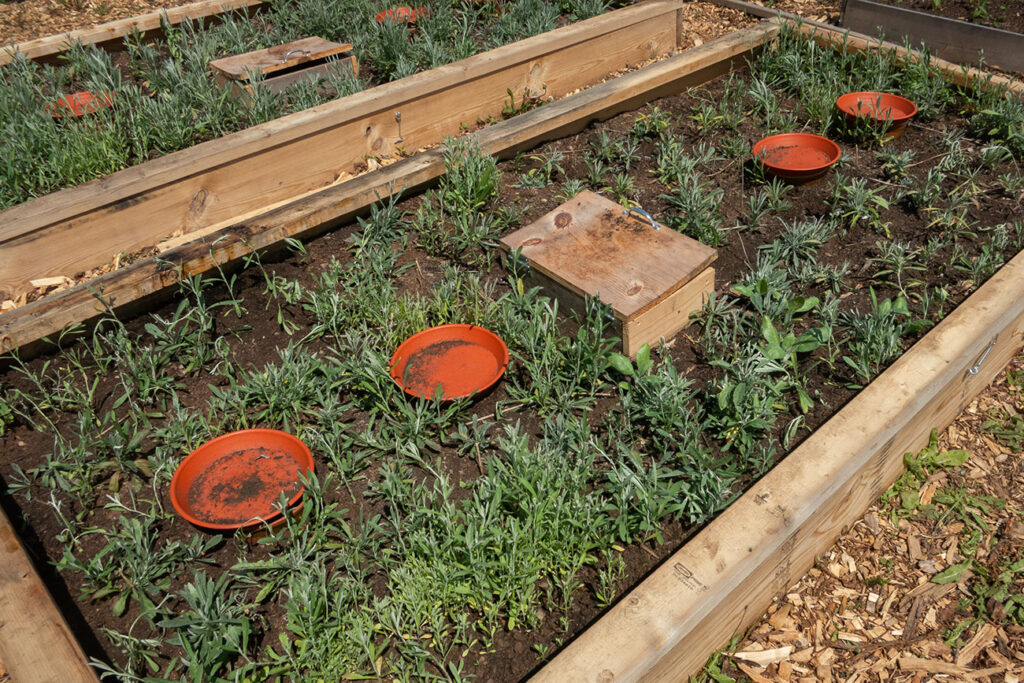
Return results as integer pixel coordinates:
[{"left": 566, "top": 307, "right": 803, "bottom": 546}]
[
  {"left": 0, "top": 0, "right": 204, "bottom": 46},
  {"left": 710, "top": 353, "right": 1024, "bottom": 682}
]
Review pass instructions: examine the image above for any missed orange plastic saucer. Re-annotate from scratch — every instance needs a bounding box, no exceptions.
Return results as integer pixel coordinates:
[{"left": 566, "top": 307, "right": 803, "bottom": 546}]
[
  {"left": 836, "top": 91, "right": 918, "bottom": 139},
  {"left": 752, "top": 133, "right": 842, "bottom": 183},
  {"left": 45, "top": 91, "right": 115, "bottom": 118},
  {"left": 170, "top": 429, "right": 314, "bottom": 532},
  {"left": 390, "top": 324, "right": 509, "bottom": 400}
]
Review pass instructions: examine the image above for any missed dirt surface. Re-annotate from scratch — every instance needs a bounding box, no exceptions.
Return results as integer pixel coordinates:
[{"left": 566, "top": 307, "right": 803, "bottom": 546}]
[
  {"left": 712, "top": 354, "right": 1024, "bottom": 682},
  {"left": 876, "top": 0, "right": 1024, "bottom": 33}
]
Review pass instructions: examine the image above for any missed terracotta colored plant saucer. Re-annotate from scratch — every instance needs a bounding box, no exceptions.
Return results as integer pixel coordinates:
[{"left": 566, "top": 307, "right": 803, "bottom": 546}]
[
  {"left": 752, "top": 132, "right": 842, "bottom": 184},
  {"left": 836, "top": 91, "right": 917, "bottom": 139},
  {"left": 45, "top": 91, "right": 115, "bottom": 118},
  {"left": 390, "top": 324, "right": 509, "bottom": 400},
  {"left": 170, "top": 429, "right": 314, "bottom": 532},
  {"left": 375, "top": 6, "right": 429, "bottom": 22}
]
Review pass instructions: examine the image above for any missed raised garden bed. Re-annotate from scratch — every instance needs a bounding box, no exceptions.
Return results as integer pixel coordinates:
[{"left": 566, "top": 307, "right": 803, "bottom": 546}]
[
  {"left": 2, "top": 16, "right": 1024, "bottom": 683},
  {"left": 876, "top": 0, "right": 1024, "bottom": 31},
  {"left": 0, "top": 0, "right": 680, "bottom": 310},
  {"left": 842, "top": 0, "right": 1024, "bottom": 74}
]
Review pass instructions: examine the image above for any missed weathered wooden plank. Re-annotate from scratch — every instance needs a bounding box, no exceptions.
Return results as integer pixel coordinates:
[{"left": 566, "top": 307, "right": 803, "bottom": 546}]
[
  {"left": 842, "top": 0, "right": 1024, "bottom": 74},
  {"left": 0, "top": 0, "right": 683, "bottom": 301},
  {"left": 209, "top": 37, "right": 353, "bottom": 81},
  {"left": 0, "top": 0, "right": 266, "bottom": 66},
  {"left": 0, "top": 20, "right": 778, "bottom": 355},
  {"left": 0, "top": 505, "right": 99, "bottom": 682},
  {"left": 533, "top": 248, "right": 1024, "bottom": 681},
  {"left": 622, "top": 267, "right": 714, "bottom": 357}
]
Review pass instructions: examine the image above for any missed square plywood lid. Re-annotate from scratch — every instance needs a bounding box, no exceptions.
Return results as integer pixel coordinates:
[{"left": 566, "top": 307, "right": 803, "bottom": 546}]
[
  {"left": 210, "top": 37, "right": 353, "bottom": 81},
  {"left": 499, "top": 191, "right": 717, "bottom": 320}
]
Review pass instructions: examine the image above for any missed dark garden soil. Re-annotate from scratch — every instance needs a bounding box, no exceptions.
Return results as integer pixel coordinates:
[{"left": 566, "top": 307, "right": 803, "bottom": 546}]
[
  {"left": 1, "top": 40, "right": 1023, "bottom": 681},
  {"left": 877, "top": 0, "right": 1024, "bottom": 32}
]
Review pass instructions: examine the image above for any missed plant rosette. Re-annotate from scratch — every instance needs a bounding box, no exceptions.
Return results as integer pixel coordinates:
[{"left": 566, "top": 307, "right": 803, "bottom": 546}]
[
  {"left": 389, "top": 324, "right": 509, "bottom": 401},
  {"left": 170, "top": 429, "right": 314, "bottom": 533},
  {"left": 44, "top": 91, "right": 115, "bottom": 119},
  {"left": 836, "top": 91, "right": 918, "bottom": 139},
  {"left": 752, "top": 132, "right": 842, "bottom": 184},
  {"left": 375, "top": 6, "right": 429, "bottom": 23}
]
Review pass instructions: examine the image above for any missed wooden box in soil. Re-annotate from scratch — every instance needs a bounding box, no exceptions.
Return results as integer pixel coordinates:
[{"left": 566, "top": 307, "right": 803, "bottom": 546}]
[
  {"left": 209, "top": 37, "right": 357, "bottom": 98},
  {"left": 500, "top": 190, "right": 716, "bottom": 357}
]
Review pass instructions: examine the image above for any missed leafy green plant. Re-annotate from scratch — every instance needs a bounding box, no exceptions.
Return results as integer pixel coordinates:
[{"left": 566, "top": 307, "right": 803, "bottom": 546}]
[
  {"left": 841, "top": 290, "right": 931, "bottom": 387},
  {"left": 829, "top": 173, "right": 892, "bottom": 235}
]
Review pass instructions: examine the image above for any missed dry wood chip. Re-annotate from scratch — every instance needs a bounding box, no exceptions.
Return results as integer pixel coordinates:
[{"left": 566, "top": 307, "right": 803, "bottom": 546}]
[
  {"left": 733, "top": 646, "right": 793, "bottom": 667},
  {"left": 898, "top": 655, "right": 969, "bottom": 674},
  {"left": 986, "top": 646, "right": 1014, "bottom": 668},
  {"left": 837, "top": 631, "right": 866, "bottom": 643},
  {"left": 907, "top": 534, "right": 922, "bottom": 560},
  {"left": 0, "top": 300, "right": 15, "bottom": 312},
  {"left": 29, "top": 275, "right": 72, "bottom": 289},
  {"left": 790, "top": 647, "right": 814, "bottom": 663},
  {"left": 864, "top": 512, "right": 881, "bottom": 536},
  {"left": 966, "top": 667, "right": 1011, "bottom": 679},
  {"left": 919, "top": 480, "right": 940, "bottom": 506},
  {"left": 881, "top": 590, "right": 898, "bottom": 619},
  {"left": 735, "top": 661, "right": 772, "bottom": 683},
  {"left": 956, "top": 623, "right": 999, "bottom": 667}
]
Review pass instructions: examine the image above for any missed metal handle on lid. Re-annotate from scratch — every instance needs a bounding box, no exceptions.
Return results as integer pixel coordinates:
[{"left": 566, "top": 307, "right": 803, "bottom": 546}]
[
  {"left": 622, "top": 206, "right": 659, "bottom": 230},
  {"left": 282, "top": 49, "right": 309, "bottom": 61}
]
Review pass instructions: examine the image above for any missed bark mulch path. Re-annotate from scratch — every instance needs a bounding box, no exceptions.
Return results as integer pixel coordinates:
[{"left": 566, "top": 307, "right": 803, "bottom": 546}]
[
  {"left": 706, "top": 352, "right": 1024, "bottom": 682},
  {"left": 0, "top": 0, "right": 205, "bottom": 46}
]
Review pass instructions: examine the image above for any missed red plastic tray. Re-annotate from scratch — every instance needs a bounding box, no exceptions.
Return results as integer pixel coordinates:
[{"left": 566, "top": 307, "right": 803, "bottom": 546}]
[
  {"left": 170, "top": 429, "right": 314, "bottom": 532},
  {"left": 752, "top": 133, "right": 842, "bottom": 183},
  {"left": 390, "top": 324, "right": 509, "bottom": 400},
  {"left": 836, "top": 91, "right": 917, "bottom": 138},
  {"left": 45, "top": 91, "right": 115, "bottom": 118},
  {"left": 375, "top": 6, "right": 428, "bottom": 22}
]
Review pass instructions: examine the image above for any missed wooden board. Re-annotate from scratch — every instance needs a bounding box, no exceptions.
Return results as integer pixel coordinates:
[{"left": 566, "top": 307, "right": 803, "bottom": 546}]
[
  {"left": 499, "top": 190, "right": 715, "bottom": 323},
  {"left": 0, "top": 20, "right": 778, "bottom": 355},
  {"left": 0, "top": 0, "right": 684, "bottom": 302},
  {"left": 622, "top": 266, "right": 714, "bottom": 357},
  {"left": 0, "top": 505, "right": 98, "bottom": 682},
  {"left": 533, "top": 244, "right": 1024, "bottom": 682},
  {"left": 209, "top": 37, "right": 353, "bottom": 81},
  {"left": 0, "top": 0, "right": 266, "bottom": 66},
  {"left": 841, "top": 0, "right": 1024, "bottom": 74}
]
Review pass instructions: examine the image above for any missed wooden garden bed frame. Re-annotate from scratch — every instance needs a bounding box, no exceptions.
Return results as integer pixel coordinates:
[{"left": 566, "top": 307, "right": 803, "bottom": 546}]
[
  {"left": 0, "top": 0, "right": 684, "bottom": 307},
  {"left": 841, "top": 0, "right": 1024, "bottom": 74},
  {"left": 0, "top": 0, "right": 266, "bottom": 66},
  {"left": 1, "top": 10, "right": 1024, "bottom": 683}
]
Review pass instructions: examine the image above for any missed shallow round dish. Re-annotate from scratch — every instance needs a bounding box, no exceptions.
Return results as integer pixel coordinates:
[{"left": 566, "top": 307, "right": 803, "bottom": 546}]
[
  {"left": 752, "top": 133, "right": 842, "bottom": 183},
  {"left": 375, "top": 6, "right": 428, "bottom": 22},
  {"left": 170, "top": 429, "right": 314, "bottom": 532},
  {"left": 390, "top": 324, "right": 509, "bottom": 400},
  {"left": 836, "top": 91, "right": 917, "bottom": 138},
  {"left": 45, "top": 91, "right": 115, "bottom": 118}
]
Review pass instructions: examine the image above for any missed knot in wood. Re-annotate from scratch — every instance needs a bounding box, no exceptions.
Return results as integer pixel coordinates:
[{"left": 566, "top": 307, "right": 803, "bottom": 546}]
[{"left": 553, "top": 211, "right": 572, "bottom": 229}]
